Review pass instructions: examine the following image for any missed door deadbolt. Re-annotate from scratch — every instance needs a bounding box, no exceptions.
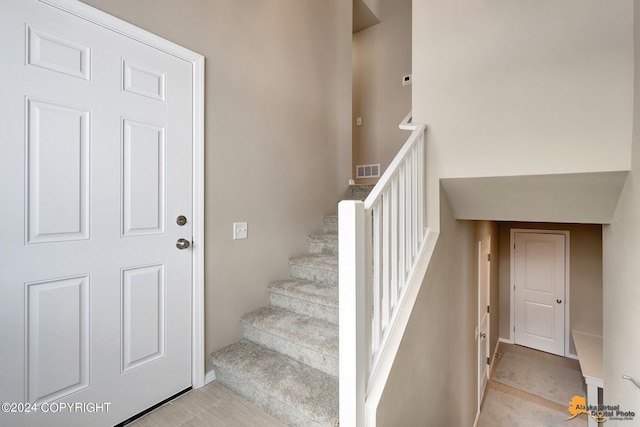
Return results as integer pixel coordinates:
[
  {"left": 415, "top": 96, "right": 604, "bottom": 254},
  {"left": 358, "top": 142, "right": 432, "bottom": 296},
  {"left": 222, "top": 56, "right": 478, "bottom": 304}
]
[
  {"left": 176, "top": 238, "right": 191, "bottom": 250},
  {"left": 176, "top": 215, "right": 187, "bottom": 226}
]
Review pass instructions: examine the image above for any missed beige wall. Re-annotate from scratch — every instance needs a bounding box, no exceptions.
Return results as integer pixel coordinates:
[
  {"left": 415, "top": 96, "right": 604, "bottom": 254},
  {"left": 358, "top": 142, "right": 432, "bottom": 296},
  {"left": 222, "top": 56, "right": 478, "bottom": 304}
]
[
  {"left": 497, "top": 223, "right": 603, "bottom": 355},
  {"left": 352, "top": 0, "right": 411, "bottom": 184},
  {"left": 362, "top": 0, "right": 381, "bottom": 19},
  {"left": 413, "top": 0, "right": 634, "bottom": 230},
  {"left": 79, "top": 0, "right": 352, "bottom": 365},
  {"left": 602, "top": 0, "right": 640, "bottom": 414},
  {"left": 377, "top": 191, "right": 477, "bottom": 426}
]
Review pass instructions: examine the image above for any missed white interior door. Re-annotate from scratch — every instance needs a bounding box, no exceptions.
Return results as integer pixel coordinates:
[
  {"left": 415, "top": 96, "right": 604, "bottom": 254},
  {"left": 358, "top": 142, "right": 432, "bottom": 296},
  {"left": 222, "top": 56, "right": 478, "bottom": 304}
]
[
  {"left": 513, "top": 232, "right": 566, "bottom": 356},
  {"left": 477, "top": 237, "right": 490, "bottom": 408},
  {"left": 0, "top": 1, "right": 195, "bottom": 425}
]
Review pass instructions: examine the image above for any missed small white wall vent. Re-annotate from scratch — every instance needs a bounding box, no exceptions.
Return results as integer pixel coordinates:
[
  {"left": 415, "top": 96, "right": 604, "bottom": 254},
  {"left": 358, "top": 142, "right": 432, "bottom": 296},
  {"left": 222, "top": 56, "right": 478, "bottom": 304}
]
[{"left": 356, "top": 164, "right": 380, "bottom": 178}]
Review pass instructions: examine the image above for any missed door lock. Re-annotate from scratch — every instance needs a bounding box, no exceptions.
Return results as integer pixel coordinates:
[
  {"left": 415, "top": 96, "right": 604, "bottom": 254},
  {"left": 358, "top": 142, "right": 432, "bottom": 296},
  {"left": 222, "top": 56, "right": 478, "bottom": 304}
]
[{"left": 176, "top": 238, "right": 191, "bottom": 250}]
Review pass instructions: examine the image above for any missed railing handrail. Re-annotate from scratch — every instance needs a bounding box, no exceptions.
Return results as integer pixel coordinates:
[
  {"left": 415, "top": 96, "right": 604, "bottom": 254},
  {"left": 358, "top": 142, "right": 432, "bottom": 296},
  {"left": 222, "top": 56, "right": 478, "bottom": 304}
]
[
  {"left": 339, "top": 112, "right": 430, "bottom": 426},
  {"left": 364, "top": 122, "right": 426, "bottom": 209},
  {"left": 398, "top": 111, "right": 416, "bottom": 131}
]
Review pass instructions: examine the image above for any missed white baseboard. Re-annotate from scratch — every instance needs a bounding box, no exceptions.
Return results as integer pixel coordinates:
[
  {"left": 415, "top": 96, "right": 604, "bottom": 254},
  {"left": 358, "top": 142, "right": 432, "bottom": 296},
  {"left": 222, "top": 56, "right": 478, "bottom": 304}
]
[
  {"left": 204, "top": 369, "right": 216, "bottom": 385},
  {"left": 498, "top": 337, "right": 514, "bottom": 345}
]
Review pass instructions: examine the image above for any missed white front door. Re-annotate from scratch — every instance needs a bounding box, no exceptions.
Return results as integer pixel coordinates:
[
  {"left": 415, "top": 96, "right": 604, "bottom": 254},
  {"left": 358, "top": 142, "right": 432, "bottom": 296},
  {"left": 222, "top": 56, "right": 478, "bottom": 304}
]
[
  {"left": 0, "top": 1, "right": 194, "bottom": 425},
  {"left": 477, "top": 237, "right": 490, "bottom": 407},
  {"left": 513, "top": 232, "right": 566, "bottom": 356}
]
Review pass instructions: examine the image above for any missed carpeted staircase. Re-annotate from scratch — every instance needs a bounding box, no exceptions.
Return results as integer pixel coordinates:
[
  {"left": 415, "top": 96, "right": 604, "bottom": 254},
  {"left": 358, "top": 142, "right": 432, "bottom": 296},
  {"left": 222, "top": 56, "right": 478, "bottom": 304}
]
[{"left": 210, "top": 215, "right": 340, "bottom": 427}]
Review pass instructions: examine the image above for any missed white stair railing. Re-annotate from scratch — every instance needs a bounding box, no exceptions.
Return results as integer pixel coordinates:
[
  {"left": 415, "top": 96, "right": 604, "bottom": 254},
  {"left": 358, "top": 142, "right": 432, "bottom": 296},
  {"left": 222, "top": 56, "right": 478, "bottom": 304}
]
[{"left": 339, "top": 117, "right": 429, "bottom": 426}]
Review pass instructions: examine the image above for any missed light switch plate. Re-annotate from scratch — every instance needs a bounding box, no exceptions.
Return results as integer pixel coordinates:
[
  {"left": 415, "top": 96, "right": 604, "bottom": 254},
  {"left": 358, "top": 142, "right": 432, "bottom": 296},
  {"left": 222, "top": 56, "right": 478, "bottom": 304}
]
[{"left": 233, "top": 222, "right": 248, "bottom": 240}]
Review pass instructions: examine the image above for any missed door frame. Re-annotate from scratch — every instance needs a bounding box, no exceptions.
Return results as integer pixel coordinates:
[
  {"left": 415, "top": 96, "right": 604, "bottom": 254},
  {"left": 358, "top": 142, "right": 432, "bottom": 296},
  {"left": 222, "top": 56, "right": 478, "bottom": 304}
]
[
  {"left": 42, "top": 0, "right": 206, "bottom": 388},
  {"left": 509, "top": 229, "right": 570, "bottom": 357},
  {"left": 477, "top": 236, "right": 490, "bottom": 410}
]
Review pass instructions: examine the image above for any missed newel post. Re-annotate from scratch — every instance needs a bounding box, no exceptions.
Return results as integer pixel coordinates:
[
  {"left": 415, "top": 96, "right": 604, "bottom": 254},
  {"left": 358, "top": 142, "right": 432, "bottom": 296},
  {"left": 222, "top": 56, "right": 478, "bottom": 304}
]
[{"left": 338, "top": 200, "right": 367, "bottom": 427}]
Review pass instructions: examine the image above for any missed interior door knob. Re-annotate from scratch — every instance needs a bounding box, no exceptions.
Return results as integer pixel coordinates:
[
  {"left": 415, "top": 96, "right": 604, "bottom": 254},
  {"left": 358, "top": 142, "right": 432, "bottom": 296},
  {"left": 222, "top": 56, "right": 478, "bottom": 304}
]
[
  {"left": 556, "top": 299, "right": 562, "bottom": 304},
  {"left": 176, "top": 238, "right": 190, "bottom": 249}
]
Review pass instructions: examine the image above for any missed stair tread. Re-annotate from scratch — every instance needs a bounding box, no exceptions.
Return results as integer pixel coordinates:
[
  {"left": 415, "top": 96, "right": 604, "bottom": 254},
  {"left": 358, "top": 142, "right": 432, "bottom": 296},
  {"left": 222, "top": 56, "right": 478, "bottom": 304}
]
[
  {"left": 268, "top": 279, "right": 338, "bottom": 307},
  {"left": 308, "top": 234, "right": 338, "bottom": 243},
  {"left": 210, "top": 339, "right": 338, "bottom": 425},
  {"left": 242, "top": 306, "right": 338, "bottom": 357},
  {"left": 289, "top": 254, "right": 338, "bottom": 271}
]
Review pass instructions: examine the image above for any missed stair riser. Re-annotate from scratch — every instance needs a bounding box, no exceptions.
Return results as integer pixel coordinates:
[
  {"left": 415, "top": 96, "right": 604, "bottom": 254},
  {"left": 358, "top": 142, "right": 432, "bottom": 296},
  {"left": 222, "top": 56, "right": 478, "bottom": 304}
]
[
  {"left": 269, "top": 292, "right": 338, "bottom": 325},
  {"left": 308, "top": 240, "right": 338, "bottom": 256},
  {"left": 243, "top": 325, "right": 338, "bottom": 377},
  {"left": 290, "top": 264, "right": 338, "bottom": 286},
  {"left": 213, "top": 368, "right": 331, "bottom": 427},
  {"left": 349, "top": 185, "right": 375, "bottom": 201},
  {"left": 323, "top": 218, "right": 338, "bottom": 234}
]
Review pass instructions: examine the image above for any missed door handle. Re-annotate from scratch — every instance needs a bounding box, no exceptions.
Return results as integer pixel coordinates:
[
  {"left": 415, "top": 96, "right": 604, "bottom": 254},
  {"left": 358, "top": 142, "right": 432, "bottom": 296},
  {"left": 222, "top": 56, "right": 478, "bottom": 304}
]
[
  {"left": 176, "top": 238, "right": 191, "bottom": 250},
  {"left": 556, "top": 299, "right": 562, "bottom": 304}
]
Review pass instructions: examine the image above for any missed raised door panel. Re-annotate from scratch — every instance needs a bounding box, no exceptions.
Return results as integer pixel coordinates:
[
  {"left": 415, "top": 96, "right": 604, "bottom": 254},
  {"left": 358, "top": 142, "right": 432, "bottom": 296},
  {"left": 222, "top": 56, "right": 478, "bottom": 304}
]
[
  {"left": 122, "top": 59, "right": 166, "bottom": 101},
  {"left": 26, "top": 276, "right": 90, "bottom": 403},
  {"left": 522, "top": 240, "right": 556, "bottom": 293},
  {"left": 523, "top": 301, "right": 554, "bottom": 339},
  {"left": 27, "top": 26, "right": 91, "bottom": 81},
  {"left": 122, "top": 265, "right": 165, "bottom": 372},
  {"left": 122, "top": 119, "right": 166, "bottom": 237},
  {"left": 26, "top": 99, "right": 90, "bottom": 244}
]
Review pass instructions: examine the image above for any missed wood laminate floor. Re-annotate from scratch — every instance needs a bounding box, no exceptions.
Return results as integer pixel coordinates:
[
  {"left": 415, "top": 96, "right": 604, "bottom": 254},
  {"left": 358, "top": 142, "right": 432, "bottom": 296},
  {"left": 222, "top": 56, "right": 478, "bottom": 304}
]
[
  {"left": 125, "top": 382, "right": 286, "bottom": 427},
  {"left": 126, "top": 344, "right": 589, "bottom": 426}
]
